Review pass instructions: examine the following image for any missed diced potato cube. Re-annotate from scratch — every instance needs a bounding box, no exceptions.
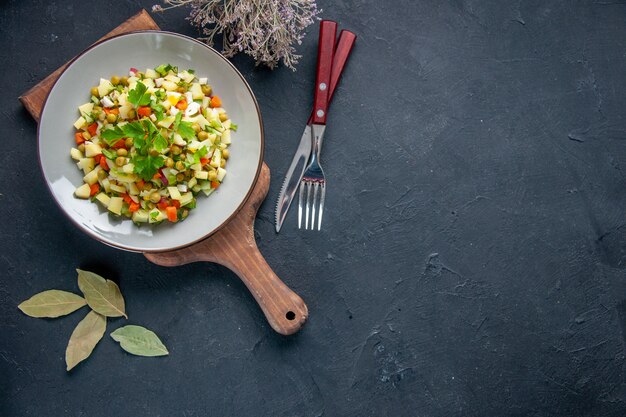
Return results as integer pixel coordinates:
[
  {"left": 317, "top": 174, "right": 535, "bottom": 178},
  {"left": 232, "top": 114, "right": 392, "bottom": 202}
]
[
  {"left": 179, "top": 71, "right": 195, "bottom": 83},
  {"left": 158, "top": 116, "right": 175, "bottom": 129},
  {"left": 179, "top": 192, "right": 193, "bottom": 206},
  {"left": 172, "top": 133, "right": 186, "bottom": 146},
  {"left": 149, "top": 209, "right": 167, "bottom": 223},
  {"left": 101, "top": 178, "right": 111, "bottom": 192},
  {"left": 118, "top": 103, "right": 133, "bottom": 120},
  {"left": 122, "top": 163, "right": 134, "bottom": 174},
  {"left": 70, "top": 148, "right": 83, "bottom": 161},
  {"left": 95, "top": 193, "right": 110, "bottom": 207},
  {"left": 164, "top": 74, "right": 181, "bottom": 83},
  {"left": 198, "top": 77, "right": 208, "bottom": 85},
  {"left": 110, "top": 184, "right": 127, "bottom": 194},
  {"left": 128, "top": 182, "right": 139, "bottom": 196},
  {"left": 211, "top": 149, "right": 221, "bottom": 166},
  {"left": 84, "top": 143, "right": 102, "bottom": 157},
  {"left": 216, "top": 167, "right": 227, "bottom": 182},
  {"left": 194, "top": 170, "right": 208, "bottom": 180},
  {"left": 74, "top": 183, "right": 91, "bottom": 199},
  {"left": 97, "top": 78, "right": 114, "bottom": 97},
  {"left": 167, "top": 186, "right": 182, "bottom": 200},
  {"left": 107, "top": 197, "right": 123, "bottom": 215},
  {"left": 83, "top": 166, "right": 102, "bottom": 185},
  {"left": 145, "top": 68, "right": 158, "bottom": 79},
  {"left": 162, "top": 80, "right": 178, "bottom": 91},
  {"left": 132, "top": 210, "right": 150, "bottom": 223},
  {"left": 189, "top": 163, "right": 202, "bottom": 171},
  {"left": 74, "top": 116, "right": 86, "bottom": 130},
  {"left": 77, "top": 158, "right": 95, "bottom": 175},
  {"left": 78, "top": 103, "right": 94, "bottom": 117},
  {"left": 187, "top": 177, "right": 197, "bottom": 188},
  {"left": 202, "top": 96, "right": 210, "bottom": 109},
  {"left": 221, "top": 130, "right": 231, "bottom": 145},
  {"left": 189, "top": 83, "right": 203, "bottom": 100}
]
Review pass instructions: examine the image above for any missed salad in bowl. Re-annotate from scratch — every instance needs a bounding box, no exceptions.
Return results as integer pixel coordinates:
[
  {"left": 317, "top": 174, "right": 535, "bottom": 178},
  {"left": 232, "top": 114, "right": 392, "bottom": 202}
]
[{"left": 71, "top": 64, "right": 236, "bottom": 225}]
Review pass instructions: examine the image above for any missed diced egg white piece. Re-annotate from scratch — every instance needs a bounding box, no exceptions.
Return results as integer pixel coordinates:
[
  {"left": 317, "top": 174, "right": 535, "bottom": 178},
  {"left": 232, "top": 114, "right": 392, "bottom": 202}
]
[
  {"left": 75, "top": 183, "right": 91, "bottom": 199},
  {"left": 100, "top": 96, "right": 114, "bottom": 108},
  {"left": 84, "top": 143, "right": 102, "bottom": 157},
  {"left": 194, "top": 114, "right": 210, "bottom": 129},
  {"left": 78, "top": 103, "right": 94, "bottom": 116},
  {"left": 150, "top": 114, "right": 157, "bottom": 122},
  {"left": 155, "top": 78, "right": 163, "bottom": 87},
  {"left": 95, "top": 193, "right": 110, "bottom": 207},
  {"left": 162, "top": 81, "right": 178, "bottom": 91},
  {"left": 198, "top": 77, "right": 208, "bottom": 85},
  {"left": 97, "top": 78, "right": 114, "bottom": 97},
  {"left": 161, "top": 100, "right": 172, "bottom": 110},
  {"left": 211, "top": 149, "right": 221, "bottom": 166},
  {"left": 74, "top": 116, "right": 86, "bottom": 129},
  {"left": 202, "top": 96, "right": 210, "bottom": 109},
  {"left": 185, "top": 92, "right": 193, "bottom": 104},
  {"left": 194, "top": 171, "right": 208, "bottom": 180},
  {"left": 180, "top": 192, "right": 193, "bottom": 206},
  {"left": 168, "top": 186, "right": 182, "bottom": 200},
  {"left": 185, "top": 102, "right": 201, "bottom": 117},
  {"left": 118, "top": 92, "right": 128, "bottom": 105},
  {"left": 83, "top": 166, "right": 102, "bottom": 185},
  {"left": 216, "top": 167, "right": 227, "bottom": 182},
  {"left": 170, "top": 107, "right": 180, "bottom": 117},
  {"left": 190, "top": 83, "right": 203, "bottom": 100},
  {"left": 145, "top": 68, "right": 158, "bottom": 79},
  {"left": 109, "top": 90, "right": 120, "bottom": 101},
  {"left": 143, "top": 78, "right": 155, "bottom": 89},
  {"left": 70, "top": 148, "right": 83, "bottom": 161},
  {"left": 108, "top": 197, "right": 123, "bottom": 215},
  {"left": 177, "top": 184, "right": 188, "bottom": 193}
]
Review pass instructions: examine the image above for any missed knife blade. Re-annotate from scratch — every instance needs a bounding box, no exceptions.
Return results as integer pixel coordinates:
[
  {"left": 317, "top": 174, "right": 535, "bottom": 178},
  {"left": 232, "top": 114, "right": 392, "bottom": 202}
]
[{"left": 275, "top": 29, "right": 356, "bottom": 232}]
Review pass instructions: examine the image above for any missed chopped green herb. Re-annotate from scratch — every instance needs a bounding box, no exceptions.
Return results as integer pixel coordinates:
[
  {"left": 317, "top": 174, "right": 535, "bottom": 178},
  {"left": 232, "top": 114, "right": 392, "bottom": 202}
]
[{"left": 128, "top": 82, "right": 151, "bottom": 107}]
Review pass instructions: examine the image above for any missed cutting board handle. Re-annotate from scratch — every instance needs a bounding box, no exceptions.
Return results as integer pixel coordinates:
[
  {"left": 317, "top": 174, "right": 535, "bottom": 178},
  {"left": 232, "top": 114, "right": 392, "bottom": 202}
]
[{"left": 145, "top": 164, "right": 308, "bottom": 335}]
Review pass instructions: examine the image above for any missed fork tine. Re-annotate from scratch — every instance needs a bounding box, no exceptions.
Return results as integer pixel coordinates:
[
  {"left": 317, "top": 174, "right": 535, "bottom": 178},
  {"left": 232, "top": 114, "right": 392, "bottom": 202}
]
[
  {"left": 298, "top": 183, "right": 304, "bottom": 229},
  {"left": 305, "top": 182, "right": 312, "bottom": 230},
  {"left": 317, "top": 183, "right": 325, "bottom": 230},
  {"left": 310, "top": 182, "right": 318, "bottom": 230}
]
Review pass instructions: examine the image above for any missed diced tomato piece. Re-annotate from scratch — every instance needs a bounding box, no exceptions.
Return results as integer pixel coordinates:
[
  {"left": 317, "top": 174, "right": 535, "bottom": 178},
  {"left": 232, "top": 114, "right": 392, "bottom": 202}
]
[
  {"left": 75, "top": 132, "right": 85, "bottom": 144},
  {"left": 175, "top": 99, "right": 187, "bottom": 110},
  {"left": 136, "top": 179, "right": 145, "bottom": 189},
  {"left": 89, "top": 183, "right": 100, "bottom": 196},
  {"left": 87, "top": 123, "right": 98, "bottom": 136},
  {"left": 104, "top": 108, "right": 119, "bottom": 115},
  {"left": 211, "top": 181, "right": 220, "bottom": 189},
  {"left": 210, "top": 96, "right": 222, "bottom": 108},
  {"left": 157, "top": 201, "right": 169, "bottom": 211},
  {"left": 137, "top": 106, "right": 152, "bottom": 117},
  {"left": 171, "top": 200, "right": 181, "bottom": 209},
  {"left": 166, "top": 206, "right": 178, "bottom": 222},
  {"left": 128, "top": 202, "right": 140, "bottom": 213},
  {"left": 200, "top": 157, "right": 209, "bottom": 165},
  {"left": 111, "top": 140, "right": 126, "bottom": 149},
  {"left": 153, "top": 173, "right": 161, "bottom": 180},
  {"left": 122, "top": 194, "right": 133, "bottom": 204},
  {"left": 99, "top": 156, "right": 109, "bottom": 171}
]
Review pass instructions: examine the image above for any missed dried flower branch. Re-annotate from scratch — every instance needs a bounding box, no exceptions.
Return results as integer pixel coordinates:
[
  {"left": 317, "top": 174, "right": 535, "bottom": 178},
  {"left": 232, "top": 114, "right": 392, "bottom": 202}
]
[{"left": 153, "top": 0, "right": 320, "bottom": 70}]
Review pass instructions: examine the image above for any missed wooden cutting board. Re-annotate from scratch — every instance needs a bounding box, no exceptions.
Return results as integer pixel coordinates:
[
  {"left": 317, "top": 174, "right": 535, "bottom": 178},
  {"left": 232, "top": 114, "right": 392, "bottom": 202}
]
[{"left": 19, "top": 9, "right": 308, "bottom": 336}]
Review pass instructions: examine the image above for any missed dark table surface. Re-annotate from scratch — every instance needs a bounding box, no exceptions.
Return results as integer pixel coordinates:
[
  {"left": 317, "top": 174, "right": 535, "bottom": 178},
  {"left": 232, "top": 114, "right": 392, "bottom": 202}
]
[{"left": 2, "top": 1, "right": 626, "bottom": 416}]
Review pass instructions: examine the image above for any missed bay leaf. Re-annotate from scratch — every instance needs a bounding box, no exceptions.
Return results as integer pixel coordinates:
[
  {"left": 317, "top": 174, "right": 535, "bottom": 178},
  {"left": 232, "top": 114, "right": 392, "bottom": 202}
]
[
  {"left": 76, "top": 269, "right": 127, "bottom": 318},
  {"left": 111, "top": 325, "right": 169, "bottom": 357},
  {"left": 65, "top": 310, "right": 106, "bottom": 371},
  {"left": 18, "top": 290, "right": 86, "bottom": 318}
]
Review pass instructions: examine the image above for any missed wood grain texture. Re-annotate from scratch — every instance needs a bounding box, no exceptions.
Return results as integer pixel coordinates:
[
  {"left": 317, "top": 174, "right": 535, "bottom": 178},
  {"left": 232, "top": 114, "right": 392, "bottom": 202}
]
[
  {"left": 145, "top": 164, "right": 308, "bottom": 336},
  {"left": 19, "top": 9, "right": 159, "bottom": 121}
]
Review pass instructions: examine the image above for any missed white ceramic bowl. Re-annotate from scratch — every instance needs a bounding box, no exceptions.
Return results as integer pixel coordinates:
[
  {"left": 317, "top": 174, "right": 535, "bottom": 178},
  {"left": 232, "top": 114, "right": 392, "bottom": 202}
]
[{"left": 38, "top": 31, "right": 264, "bottom": 252}]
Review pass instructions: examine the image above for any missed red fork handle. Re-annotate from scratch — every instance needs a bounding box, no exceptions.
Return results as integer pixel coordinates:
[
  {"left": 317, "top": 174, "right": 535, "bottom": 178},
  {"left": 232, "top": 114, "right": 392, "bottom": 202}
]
[
  {"left": 308, "top": 29, "right": 357, "bottom": 124},
  {"left": 312, "top": 20, "right": 337, "bottom": 125}
]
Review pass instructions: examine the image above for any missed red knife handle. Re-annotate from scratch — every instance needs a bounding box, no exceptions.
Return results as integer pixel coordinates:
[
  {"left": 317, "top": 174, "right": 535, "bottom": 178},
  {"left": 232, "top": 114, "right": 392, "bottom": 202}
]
[
  {"left": 312, "top": 20, "right": 337, "bottom": 125},
  {"left": 308, "top": 29, "right": 356, "bottom": 124},
  {"left": 329, "top": 30, "right": 356, "bottom": 103}
]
